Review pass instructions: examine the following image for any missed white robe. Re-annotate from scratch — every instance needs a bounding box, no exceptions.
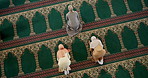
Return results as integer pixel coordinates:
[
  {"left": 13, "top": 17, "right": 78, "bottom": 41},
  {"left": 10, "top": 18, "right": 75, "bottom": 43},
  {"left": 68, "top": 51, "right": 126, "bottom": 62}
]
[{"left": 58, "top": 53, "right": 71, "bottom": 72}]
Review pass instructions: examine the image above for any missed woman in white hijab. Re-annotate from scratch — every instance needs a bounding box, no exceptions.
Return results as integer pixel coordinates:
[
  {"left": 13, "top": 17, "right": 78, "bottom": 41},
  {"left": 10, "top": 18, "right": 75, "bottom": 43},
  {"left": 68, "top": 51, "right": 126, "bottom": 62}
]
[
  {"left": 66, "top": 5, "right": 82, "bottom": 36},
  {"left": 57, "top": 44, "right": 71, "bottom": 75},
  {"left": 90, "top": 36, "right": 106, "bottom": 65}
]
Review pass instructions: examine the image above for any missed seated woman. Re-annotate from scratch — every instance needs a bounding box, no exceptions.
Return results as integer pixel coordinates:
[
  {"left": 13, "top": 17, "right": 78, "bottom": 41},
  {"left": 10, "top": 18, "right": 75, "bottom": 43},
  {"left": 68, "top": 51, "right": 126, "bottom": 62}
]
[
  {"left": 57, "top": 44, "right": 71, "bottom": 75},
  {"left": 89, "top": 36, "right": 106, "bottom": 65},
  {"left": 66, "top": 5, "right": 82, "bottom": 37}
]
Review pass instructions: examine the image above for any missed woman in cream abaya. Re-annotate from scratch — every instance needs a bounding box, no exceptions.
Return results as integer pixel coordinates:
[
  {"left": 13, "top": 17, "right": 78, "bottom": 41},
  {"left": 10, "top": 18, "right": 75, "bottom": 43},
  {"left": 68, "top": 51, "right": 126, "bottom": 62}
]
[{"left": 57, "top": 44, "right": 71, "bottom": 75}]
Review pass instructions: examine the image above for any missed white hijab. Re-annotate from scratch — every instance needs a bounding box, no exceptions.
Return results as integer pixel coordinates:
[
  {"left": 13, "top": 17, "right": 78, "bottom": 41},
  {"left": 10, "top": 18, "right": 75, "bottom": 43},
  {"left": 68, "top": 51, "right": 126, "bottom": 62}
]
[{"left": 90, "top": 36, "right": 103, "bottom": 49}]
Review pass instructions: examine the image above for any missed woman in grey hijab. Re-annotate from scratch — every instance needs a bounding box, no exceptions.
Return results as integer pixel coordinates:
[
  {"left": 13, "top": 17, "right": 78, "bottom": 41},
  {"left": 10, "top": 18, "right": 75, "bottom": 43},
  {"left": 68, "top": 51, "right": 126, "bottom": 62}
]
[{"left": 66, "top": 5, "right": 82, "bottom": 37}]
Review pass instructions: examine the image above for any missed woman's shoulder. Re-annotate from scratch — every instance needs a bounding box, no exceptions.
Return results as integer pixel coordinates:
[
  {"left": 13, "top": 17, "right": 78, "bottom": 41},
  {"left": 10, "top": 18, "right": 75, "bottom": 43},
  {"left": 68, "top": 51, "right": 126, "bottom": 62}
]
[
  {"left": 66, "top": 12, "right": 70, "bottom": 16},
  {"left": 74, "top": 11, "right": 78, "bottom": 14}
]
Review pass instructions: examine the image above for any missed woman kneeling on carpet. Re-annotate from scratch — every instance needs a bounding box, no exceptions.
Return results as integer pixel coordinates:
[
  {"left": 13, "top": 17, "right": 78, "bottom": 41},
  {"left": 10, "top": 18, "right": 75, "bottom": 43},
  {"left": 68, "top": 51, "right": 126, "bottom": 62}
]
[
  {"left": 66, "top": 5, "right": 82, "bottom": 37},
  {"left": 57, "top": 44, "right": 71, "bottom": 75},
  {"left": 89, "top": 36, "right": 106, "bottom": 65}
]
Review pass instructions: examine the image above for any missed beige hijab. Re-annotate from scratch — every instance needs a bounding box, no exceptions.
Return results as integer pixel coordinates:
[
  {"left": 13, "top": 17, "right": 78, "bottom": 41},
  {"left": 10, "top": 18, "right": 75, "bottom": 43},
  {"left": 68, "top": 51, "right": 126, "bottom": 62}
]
[{"left": 57, "top": 44, "right": 69, "bottom": 59}]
